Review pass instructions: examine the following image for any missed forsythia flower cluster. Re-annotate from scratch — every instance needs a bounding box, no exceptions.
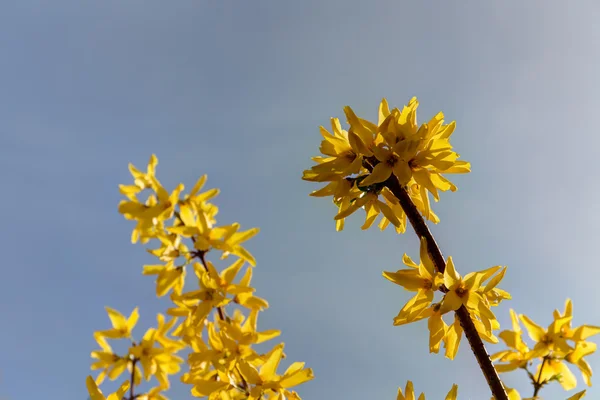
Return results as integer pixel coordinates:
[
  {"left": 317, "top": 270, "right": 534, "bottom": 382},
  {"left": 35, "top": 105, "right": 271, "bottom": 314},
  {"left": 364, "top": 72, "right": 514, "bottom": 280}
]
[
  {"left": 87, "top": 155, "right": 314, "bottom": 399},
  {"left": 302, "top": 97, "right": 470, "bottom": 231},
  {"left": 384, "top": 237, "right": 509, "bottom": 358},
  {"left": 491, "top": 301, "right": 599, "bottom": 398}
]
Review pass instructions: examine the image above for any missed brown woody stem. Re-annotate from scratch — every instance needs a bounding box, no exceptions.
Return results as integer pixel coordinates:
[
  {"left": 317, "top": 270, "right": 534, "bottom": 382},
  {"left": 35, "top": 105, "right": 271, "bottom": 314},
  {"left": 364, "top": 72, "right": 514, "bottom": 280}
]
[
  {"left": 532, "top": 356, "right": 548, "bottom": 396},
  {"left": 128, "top": 358, "right": 137, "bottom": 400},
  {"left": 380, "top": 172, "right": 508, "bottom": 400}
]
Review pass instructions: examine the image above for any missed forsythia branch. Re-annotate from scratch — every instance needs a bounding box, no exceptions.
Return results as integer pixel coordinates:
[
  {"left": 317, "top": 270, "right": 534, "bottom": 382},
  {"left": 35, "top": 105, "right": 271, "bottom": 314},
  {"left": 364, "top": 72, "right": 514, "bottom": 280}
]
[
  {"left": 368, "top": 159, "right": 509, "bottom": 400},
  {"left": 87, "top": 154, "right": 314, "bottom": 399}
]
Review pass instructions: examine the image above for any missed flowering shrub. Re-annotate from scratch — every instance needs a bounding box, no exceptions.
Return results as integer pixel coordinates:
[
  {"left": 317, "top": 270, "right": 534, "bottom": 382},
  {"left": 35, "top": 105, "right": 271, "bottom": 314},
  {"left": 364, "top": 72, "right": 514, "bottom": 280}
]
[{"left": 87, "top": 98, "right": 597, "bottom": 400}]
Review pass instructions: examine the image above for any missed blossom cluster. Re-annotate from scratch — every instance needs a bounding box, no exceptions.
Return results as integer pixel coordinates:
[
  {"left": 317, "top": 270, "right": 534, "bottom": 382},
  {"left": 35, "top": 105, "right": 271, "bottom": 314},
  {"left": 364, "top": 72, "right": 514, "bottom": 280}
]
[
  {"left": 87, "top": 155, "right": 314, "bottom": 399},
  {"left": 384, "top": 237, "right": 510, "bottom": 358},
  {"left": 491, "top": 300, "right": 599, "bottom": 398},
  {"left": 302, "top": 97, "right": 470, "bottom": 231}
]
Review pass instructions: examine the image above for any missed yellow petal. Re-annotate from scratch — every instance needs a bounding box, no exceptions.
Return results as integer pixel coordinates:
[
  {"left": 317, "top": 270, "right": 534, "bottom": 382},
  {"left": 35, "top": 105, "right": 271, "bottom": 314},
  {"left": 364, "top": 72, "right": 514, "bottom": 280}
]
[
  {"left": 86, "top": 376, "right": 106, "bottom": 400},
  {"left": 519, "top": 314, "right": 545, "bottom": 342},
  {"left": 570, "top": 325, "right": 600, "bottom": 341},
  {"left": 444, "top": 317, "right": 463, "bottom": 360},
  {"left": 443, "top": 256, "right": 460, "bottom": 288},
  {"left": 377, "top": 199, "right": 402, "bottom": 228},
  {"left": 105, "top": 307, "right": 127, "bottom": 330},
  {"left": 567, "top": 390, "right": 587, "bottom": 400},
  {"left": 127, "top": 307, "right": 139, "bottom": 332},
  {"left": 418, "top": 236, "right": 436, "bottom": 278},
  {"left": 392, "top": 160, "right": 412, "bottom": 185},
  {"left": 260, "top": 344, "right": 284, "bottom": 381},
  {"left": 280, "top": 368, "right": 315, "bottom": 388},
  {"left": 428, "top": 312, "right": 446, "bottom": 353},
  {"left": 361, "top": 202, "right": 379, "bottom": 230},
  {"left": 361, "top": 162, "right": 392, "bottom": 186},
  {"left": 383, "top": 270, "right": 425, "bottom": 291},
  {"left": 378, "top": 98, "right": 390, "bottom": 126},
  {"left": 444, "top": 384, "right": 458, "bottom": 400}
]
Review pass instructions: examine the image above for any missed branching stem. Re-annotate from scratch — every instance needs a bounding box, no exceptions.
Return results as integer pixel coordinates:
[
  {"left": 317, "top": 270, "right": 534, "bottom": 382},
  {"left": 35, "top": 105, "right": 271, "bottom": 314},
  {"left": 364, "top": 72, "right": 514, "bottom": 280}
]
[
  {"left": 533, "top": 356, "right": 549, "bottom": 397},
  {"left": 372, "top": 162, "right": 509, "bottom": 400}
]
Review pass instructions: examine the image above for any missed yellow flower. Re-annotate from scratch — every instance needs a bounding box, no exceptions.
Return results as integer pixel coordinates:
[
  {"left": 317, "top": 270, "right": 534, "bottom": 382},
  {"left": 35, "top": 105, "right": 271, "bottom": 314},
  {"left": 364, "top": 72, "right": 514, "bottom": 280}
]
[
  {"left": 383, "top": 238, "right": 473, "bottom": 359},
  {"left": 424, "top": 304, "right": 447, "bottom": 354},
  {"left": 492, "top": 309, "right": 532, "bottom": 372},
  {"left": 555, "top": 299, "right": 599, "bottom": 386},
  {"left": 180, "top": 174, "right": 220, "bottom": 212},
  {"left": 520, "top": 313, "right": 573, "bottom": 358},
  {"left": 318, "top": 181, "right": 407, "bottom": 233},
  {"left": 168, "top": 259, "right": 255, "bottom": 327},
  {"left": 347, "top": 98, "right": 470, "bottom": 196},
  {"left": 302, "top": 118, "right": 364, "bottom": 182},
  {"left": 147, "top": 232, "right": 190, "bottom": 264},
  {"left": 567, "top": 390, "right": 587, "bottom": 400},
  {"left": 405, "top": 181, "right": 441, "bottom": 224},
  {"left": 119, "top": 182, "right": 184, "bottom": 244},
  {"left": 304, "top": 98, "right": 470, "bottom": 229},
  {"left": 377, "top": 188, "right": 408, "bottom": 233},
  {"left": 96, "top": 307, "right": 139, "bottom": 340},
  {"left": 187, "top": 315, "right": 275, "bottom": 375},
  {"left": 237, "top": 343, "right": 314, "bottom": 400},
  {"left": 195, "top": 259, "right": 253, "bottom": 298},
  {"left": 335, "top": 191, "right": 402, "bottom": 230},
  {"left": 443, "top": 314, "right": 463, "bottom": 360},
  {"left": 396, "top": 381, "right": 458, "bottom": 400},
  {"left": 168, "top": 203, "right": 259, "bottom": 266},
  {"left": 362, "top": 138, "right": 419, "bottom": 186},
  {"left": 534, "top": 358, "right": 577, "bottom": 391},
  {"left": 566, "top": 340, "right": 596, "bottom": 386},
  {"left": 136, "top": 386, "right": 168, "bottom": 400},
  {"left": 235, "top": 266, "right": 269, "bottom": 311},
  {"left": 86, "top": 376, "right": 129, "bottom": 400},
  {"left": 169, "top": 292, "right": 226, "bottom": 329},
  {"left": 153, "top": 313, "right": 186, "bottom": 351},
  {"left": 442, "top": 261, "right": 487, "bottom": 312},
  {"left": 489, "top": 387, "right": 522, "bottom": 400},
  {"left": 441, "top": 261, "right": 507, "bottom": 337},
  {"left": 221, "top": 309, "right": 280, "bottom": 348},
  {"left": 119, "top": 154, "right": 158, "bottom": 200},
  {"left": 117, "top": 155, "right": 186, "bottom": 244},
  {"left": 343, "top": 105, "right": 377, "bottom": 157},
  {"left": 184, "top": 368, "right": 230, "bottom": 397},
  {"left": 383, "top": 237, "right": 443, "bottom": 325},
  {"left": 90, "top": 334, "right": 129, "bottom": 385},
  {"left": 309, "top": 176, "right": 354, "bottom": 198},
  {"left": 143, "top": 263, "right": 186, "bottom": 297},
  {"left": 129, "top": 327, "right": 183, "bottom": 389},
  {"left": 396, "top": 380, "right": 423, "bottom": 400}
]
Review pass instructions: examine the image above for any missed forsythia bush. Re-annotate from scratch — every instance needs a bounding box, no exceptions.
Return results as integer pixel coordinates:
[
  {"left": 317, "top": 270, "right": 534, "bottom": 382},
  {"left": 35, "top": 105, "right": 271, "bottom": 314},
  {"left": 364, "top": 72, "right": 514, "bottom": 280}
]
[
  {"left": 87, "top": 98, "right": 598, "bottom": 400},
  {"left": 87, "top": 155, "right": 314, "bottom": 400}
]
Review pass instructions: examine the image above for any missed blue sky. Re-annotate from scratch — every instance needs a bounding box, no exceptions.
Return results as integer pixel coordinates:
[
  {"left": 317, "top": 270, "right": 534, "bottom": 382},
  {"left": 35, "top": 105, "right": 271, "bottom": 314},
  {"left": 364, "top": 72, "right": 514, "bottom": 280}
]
[{"left": 1, "top": 1, "right": 599, "bottom": 399}]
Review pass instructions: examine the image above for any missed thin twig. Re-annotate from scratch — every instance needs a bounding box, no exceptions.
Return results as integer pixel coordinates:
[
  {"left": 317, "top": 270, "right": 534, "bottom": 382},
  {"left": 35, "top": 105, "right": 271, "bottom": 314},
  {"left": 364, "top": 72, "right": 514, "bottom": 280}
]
[
  {"left": 533, "top": 356, "right": 548, "bottom": 397},
  {"left": 128, "top": 358, "right": 137, "bottom": 400}
]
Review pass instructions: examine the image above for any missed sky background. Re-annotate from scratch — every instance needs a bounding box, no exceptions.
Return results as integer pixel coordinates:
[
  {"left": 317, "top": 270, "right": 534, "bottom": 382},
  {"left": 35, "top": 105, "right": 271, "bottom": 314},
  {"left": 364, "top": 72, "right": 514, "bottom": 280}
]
[{"left": 1, "top": 1, "right": 599, "bottom": 399}]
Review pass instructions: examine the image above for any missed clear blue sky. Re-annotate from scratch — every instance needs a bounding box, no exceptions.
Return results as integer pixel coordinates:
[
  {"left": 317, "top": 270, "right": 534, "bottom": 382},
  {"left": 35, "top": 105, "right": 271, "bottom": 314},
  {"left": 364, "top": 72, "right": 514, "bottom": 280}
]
[{"left": 1, "top": 1, "right": 599, "bottom": 399}]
